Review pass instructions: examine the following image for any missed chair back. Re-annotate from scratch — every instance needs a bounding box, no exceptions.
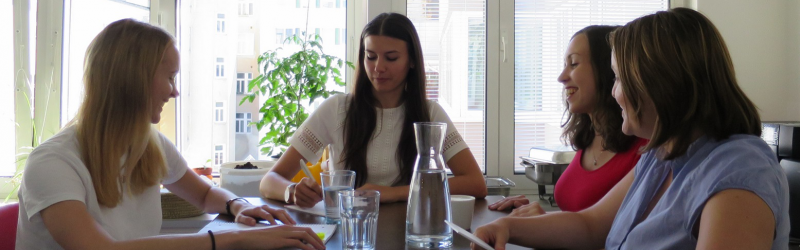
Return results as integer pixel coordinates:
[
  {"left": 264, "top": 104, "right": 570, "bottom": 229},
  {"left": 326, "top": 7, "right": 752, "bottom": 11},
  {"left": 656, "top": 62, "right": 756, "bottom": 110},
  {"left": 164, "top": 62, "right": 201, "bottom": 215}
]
[{"left": 0, "top": 202, "right": 19, "bottom": 250}]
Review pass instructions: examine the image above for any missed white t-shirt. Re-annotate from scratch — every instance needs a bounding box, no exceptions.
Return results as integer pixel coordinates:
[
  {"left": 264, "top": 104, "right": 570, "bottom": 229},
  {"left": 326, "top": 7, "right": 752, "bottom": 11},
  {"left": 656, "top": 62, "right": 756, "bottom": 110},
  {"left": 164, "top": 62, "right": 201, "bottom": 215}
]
[
  {"left": 15, "top": 126, "right": 188, "bottom": 250},
  {"left": 290, "top": 94, "right": 468, "bottom": 186}
]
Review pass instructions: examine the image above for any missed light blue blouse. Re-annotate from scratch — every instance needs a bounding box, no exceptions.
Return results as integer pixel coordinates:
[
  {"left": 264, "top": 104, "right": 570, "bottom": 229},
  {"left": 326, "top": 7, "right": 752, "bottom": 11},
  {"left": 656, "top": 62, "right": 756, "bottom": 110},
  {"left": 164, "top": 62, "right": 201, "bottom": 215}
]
[{"left": 606, "top": 135, "right": 789, "bottom": 250}]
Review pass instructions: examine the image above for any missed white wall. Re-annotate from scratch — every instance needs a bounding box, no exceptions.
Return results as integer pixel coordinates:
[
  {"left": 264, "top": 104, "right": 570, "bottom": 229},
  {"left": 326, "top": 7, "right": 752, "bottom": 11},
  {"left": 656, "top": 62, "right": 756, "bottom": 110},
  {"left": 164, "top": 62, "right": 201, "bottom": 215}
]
[{"left": 697, "top": 0, "right": 800, "bottom": 122}]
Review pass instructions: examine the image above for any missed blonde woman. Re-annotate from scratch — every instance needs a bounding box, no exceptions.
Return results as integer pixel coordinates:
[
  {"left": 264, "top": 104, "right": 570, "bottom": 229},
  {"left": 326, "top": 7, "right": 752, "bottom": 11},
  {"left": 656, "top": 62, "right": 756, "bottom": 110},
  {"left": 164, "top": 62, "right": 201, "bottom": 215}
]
[{"left": 16, "top": 19, "right": 324, "bottom": 250}]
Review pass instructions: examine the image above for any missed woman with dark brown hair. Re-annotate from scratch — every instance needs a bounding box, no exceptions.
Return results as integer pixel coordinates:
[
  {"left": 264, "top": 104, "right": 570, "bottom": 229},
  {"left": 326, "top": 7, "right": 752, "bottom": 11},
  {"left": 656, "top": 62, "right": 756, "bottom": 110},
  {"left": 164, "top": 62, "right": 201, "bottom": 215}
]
[
  {"left": 473, "top": 8, "right": 788, "bottom": 250},
  {"left": 260, "top": 12, "right": 487, "bottom": 206},
  {"left": 489, "top": 26, "right": 646, "bottom": 216}
]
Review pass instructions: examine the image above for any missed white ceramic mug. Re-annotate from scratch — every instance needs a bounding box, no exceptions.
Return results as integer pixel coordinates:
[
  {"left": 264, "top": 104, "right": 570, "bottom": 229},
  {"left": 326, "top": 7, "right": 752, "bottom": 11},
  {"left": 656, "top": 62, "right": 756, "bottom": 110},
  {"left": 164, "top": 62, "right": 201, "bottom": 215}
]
[{"left": 450, "top": 195, "right": 476, "bottom": 230}]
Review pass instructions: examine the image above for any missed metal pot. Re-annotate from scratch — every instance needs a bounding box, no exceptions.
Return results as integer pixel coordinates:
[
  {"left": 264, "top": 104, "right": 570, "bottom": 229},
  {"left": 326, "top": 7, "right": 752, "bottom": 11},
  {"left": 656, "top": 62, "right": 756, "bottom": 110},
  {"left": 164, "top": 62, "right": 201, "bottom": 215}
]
[{"left": 521, "top": 159, "right": 568, "bottom": 185}]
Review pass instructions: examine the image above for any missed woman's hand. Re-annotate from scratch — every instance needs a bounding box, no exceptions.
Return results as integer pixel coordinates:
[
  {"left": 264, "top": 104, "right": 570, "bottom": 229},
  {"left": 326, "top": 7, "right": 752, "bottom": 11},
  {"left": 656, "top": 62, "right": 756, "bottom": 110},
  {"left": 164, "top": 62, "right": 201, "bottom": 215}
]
[
  {"left": 508, "top": 202, "right": 546, "bottom": 217},
  {"left": 357, "top": 183, "right": 406, "bottom": 203},
  {"left": 472, "top": 218, "right": 511, "bottom": 250},
  {"left": 294, "top": 177, "right": 323, "bottom": 208},
  {"left": 235, "top": 204, "right": 296, "bottom": 226},
  {"left": 233, "top": 225, "right": 326, "bottom": 250},
  {"left": 488, "top": 195, "right": 529, "bottom": 211}
]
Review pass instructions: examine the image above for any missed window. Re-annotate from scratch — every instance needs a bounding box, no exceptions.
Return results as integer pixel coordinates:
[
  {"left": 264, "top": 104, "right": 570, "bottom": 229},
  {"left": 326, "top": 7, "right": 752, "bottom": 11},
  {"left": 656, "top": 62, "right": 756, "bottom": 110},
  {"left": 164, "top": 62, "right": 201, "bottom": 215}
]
[
  {"left": 215, "top": 57, "right": 224, "bottom": 77},
  {"left": 316, "top": 0, "right": 320, "bottom": 8},
  {"left": 235, "top": 113, "right": 252, "bottom": 134},
  {"left": 335, "top": 28, "right": 340, "bottom": 45},
  {"left": 1, "top": 0, "right": 17, "bottom": 176},
  {"left": 214, "top": 145, "right": 225, "bottom": 166},
  {"left": 336, "top": 0, "right": 341, "bottom": 8},
  {"left": 315, "top": 28, "right": 321, "bottom": 37},
  {"left": 276, "top": 29, "right": 285, "bottom": 44},
  {"left": 510, "top": 0, "right": 668, "bottom": 174},
  {"left": 214, "top": 102, "right": 225, "bottom": 122},
  {"left": 216, "top": 13, "right": 225, "bottom": 33},
  {"left": 238, "top": 2, "right": 253, "bottom": 16},
  {"left": 408, "top": 0, "right": 487, "bottom": 172},
  {"left": 238, "top": 33, "right": 254, "bottom": 55},
  {"left": 179, "top": 1, "right": 347, "bottom": 164},
  {"left": 61, "top": 0, "right": 150, "bottom": 126},
  {"left": 236, "top": 72, "right": 252, "bottom": 94}
]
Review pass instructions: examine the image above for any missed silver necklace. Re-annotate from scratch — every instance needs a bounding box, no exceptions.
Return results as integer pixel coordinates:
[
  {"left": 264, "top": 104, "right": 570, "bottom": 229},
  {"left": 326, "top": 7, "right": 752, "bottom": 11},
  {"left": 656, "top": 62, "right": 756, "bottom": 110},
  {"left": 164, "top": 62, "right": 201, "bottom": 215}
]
[{"left": 593, "top": 147, "right": 606, "bottom": 166}]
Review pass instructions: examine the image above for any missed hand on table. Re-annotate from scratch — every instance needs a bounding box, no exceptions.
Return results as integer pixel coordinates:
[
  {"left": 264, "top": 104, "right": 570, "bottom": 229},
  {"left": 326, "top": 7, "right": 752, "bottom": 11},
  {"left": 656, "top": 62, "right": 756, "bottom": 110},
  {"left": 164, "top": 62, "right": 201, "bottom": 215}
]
[
  {"left": 294, "top": 177, "right": 323, "bottom": 208},
  {"left": 236, "top": 204, "right": 296, "bottom": 226},
  {"left": 472, "top": 218, "right": 511, "bottom": 250},
  {"left": 508, "top": 202, "right": 546, "bottom": 217},
  {"left": 488, "top": 195, "right": 529, "bottom": 211},
  {"left": 235, "top": 225, "right": 326, "bottom": 250}
]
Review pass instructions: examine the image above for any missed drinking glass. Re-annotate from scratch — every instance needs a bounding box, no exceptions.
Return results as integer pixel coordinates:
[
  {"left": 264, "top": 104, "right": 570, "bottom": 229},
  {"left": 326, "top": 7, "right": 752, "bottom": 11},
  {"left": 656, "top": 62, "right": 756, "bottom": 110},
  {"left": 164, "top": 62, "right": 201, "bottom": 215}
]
[
  {"left": 339, "top": 190, "right": 380, "bottom": 250},
  {"left": 320, "top": 170, "right": 355, "bottom": 223}
]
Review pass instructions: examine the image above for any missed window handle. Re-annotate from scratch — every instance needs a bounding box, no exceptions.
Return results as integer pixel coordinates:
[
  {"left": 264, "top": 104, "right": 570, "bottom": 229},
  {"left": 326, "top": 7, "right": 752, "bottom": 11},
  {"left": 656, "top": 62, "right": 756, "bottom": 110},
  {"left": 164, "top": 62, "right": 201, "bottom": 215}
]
[{"left": 501, "top": 36, "right": 507, "bottom": 63}]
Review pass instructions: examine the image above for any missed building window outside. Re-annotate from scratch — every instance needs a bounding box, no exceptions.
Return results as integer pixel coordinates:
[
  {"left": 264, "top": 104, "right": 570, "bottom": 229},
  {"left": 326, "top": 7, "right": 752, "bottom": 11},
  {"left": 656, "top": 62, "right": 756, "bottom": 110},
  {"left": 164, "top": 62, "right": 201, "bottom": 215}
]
[
  {"left": 214, "top": 145, "right": 225, "bottom": 166},
  {"left": 216, "top": 13, "right": 225, "bottom": 33},
  {"left": 335, "top": 28, "right": 340, "bottom": 45},
  {"left": 235, "top": 113, "right": 252, "bottom": 134},
  {"left": 236, "top": 72, "right": 252, "bottom": 94},
  {"left": 276, "top": 29, "right": 285, "bottom": 44},
  {"left": 336, "top": 0, "right": 341, "bottom": 8},
  {"left": 214, "top": 102, "right": 225, "bottom": 122},
  {"left": 238, "top": 2, "right": 253, "bottom": 16},
  {"left": 315, "top": 28, "right": 321, "bottom": 37},
  {"left": 215, "top": 57, "right": 224, "bottom": 77}
]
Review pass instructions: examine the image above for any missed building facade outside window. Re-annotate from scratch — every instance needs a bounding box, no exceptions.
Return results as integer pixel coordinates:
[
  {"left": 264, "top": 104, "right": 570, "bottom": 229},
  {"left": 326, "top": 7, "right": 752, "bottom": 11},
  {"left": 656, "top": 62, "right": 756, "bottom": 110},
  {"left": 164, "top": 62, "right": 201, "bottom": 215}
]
[
  {"left": 214, "top": 145, "right": 225, "bottom": 166},
  {"left": 215, "top": 57, "right": 224, "bottom": 77},
  {"left": 216, "top": 13, "right": 225, "bottom": 33},
  {"left": 235, "top": 113, "right": 252, "bottom": 134},
  {"left": 214, "top": 102, "right": 225, "bottom": 122}
]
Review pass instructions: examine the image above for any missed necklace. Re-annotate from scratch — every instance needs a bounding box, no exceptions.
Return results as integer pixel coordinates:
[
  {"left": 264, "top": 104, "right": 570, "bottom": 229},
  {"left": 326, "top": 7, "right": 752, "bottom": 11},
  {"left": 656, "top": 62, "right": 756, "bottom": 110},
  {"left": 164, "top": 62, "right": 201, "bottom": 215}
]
[{"left": 592, "top": 147, "right": 606, "bottom": 166}]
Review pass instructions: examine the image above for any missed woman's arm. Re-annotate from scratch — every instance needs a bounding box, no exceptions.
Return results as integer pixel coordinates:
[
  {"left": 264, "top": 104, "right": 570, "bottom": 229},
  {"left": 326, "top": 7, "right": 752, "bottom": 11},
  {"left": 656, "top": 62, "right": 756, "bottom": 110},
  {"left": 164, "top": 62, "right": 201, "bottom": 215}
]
[
  {"left": 473, "top": 169, "right": 634, "bottom": 250},
  {"left": 39, "top": 200, "right": 324, "bottom": 250},
  {"left": 259, "top": 146, "right": 323, "bottom": 207},
  {"left": 695, "top": 189, "right": 775, "bottom": 250},
  {"left": 446, "top": 148, "right": 488, "bottom": 199},
  {"left": 164, "top": 170, "right": 295, "bottom": 225}
]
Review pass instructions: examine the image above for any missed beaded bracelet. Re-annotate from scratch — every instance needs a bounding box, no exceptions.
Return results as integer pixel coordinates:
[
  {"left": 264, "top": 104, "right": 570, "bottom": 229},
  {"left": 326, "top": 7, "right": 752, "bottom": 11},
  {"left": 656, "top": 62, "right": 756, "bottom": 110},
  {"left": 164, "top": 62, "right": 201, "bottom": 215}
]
[{"left": 225, "top": 197, "right": 250, "bottom": 216}]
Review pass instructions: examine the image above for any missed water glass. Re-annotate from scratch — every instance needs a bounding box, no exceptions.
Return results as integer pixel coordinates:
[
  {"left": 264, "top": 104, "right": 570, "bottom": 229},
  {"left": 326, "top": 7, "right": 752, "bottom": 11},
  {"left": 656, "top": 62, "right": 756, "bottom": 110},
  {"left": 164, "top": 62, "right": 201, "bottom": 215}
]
[
  {"left": 320, "top": 170, "right": 355, "bottom": 223},
  {"left": 339, "top": 190, "right": 380, "bottom": 250}
]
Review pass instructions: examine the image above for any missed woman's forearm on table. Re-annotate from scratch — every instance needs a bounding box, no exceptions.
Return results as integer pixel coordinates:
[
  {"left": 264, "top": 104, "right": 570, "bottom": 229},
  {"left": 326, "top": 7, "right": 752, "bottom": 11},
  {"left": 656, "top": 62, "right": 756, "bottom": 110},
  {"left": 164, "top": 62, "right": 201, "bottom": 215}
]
[{"left": 447, "top": 174, "right": 488, "bottom": 198}]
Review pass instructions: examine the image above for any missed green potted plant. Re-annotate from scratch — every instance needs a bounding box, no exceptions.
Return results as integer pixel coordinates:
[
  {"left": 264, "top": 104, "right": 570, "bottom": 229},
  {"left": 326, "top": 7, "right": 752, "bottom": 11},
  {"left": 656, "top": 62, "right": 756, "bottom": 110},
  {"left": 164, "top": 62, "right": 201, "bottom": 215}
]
[
  {"left": 241, "top": 8, "right": 353, "bottom": 157},
  {"left": 191, "top": 159, "right": 213, "bottom": 180}
]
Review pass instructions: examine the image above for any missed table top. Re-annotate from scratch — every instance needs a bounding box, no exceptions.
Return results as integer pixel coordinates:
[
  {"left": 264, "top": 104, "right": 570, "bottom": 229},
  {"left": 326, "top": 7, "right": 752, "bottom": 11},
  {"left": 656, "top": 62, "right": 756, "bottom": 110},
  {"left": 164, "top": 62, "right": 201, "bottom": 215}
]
[{"left": 201, "top": 195, "right": 528, "bottom": 250}]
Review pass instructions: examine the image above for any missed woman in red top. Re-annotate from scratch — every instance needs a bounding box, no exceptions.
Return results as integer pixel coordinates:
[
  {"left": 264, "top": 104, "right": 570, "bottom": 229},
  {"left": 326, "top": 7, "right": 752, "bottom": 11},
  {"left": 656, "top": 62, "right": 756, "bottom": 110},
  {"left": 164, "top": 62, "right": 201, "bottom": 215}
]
[{"left": 489, "top": 25, "right": 645, "bottom": 215}]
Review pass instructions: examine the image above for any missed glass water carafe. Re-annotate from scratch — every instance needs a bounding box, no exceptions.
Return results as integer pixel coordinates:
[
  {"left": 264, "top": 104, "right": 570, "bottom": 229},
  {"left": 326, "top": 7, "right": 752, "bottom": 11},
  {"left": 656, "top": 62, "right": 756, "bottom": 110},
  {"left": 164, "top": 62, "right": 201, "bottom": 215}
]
[{"left": 405, "top": 122, "right": 453, "bottom": 248}]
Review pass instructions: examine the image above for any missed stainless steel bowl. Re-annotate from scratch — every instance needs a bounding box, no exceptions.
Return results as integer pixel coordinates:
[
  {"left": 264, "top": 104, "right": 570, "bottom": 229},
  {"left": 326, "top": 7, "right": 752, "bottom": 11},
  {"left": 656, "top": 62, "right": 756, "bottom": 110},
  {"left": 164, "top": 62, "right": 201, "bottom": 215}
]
[{"left": 522, "top": 160, "right": 568, "bottom": 185}]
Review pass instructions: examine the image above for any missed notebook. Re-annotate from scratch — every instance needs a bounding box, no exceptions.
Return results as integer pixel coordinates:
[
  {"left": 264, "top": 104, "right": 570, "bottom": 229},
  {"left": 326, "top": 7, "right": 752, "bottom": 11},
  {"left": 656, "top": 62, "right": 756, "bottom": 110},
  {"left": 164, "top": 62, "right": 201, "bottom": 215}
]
[
  {"left": 202, "top": 220, "right": 337, "bottom": 244},
  {"left": 285, "top": 202, "right": 327, "bottom": 217}
]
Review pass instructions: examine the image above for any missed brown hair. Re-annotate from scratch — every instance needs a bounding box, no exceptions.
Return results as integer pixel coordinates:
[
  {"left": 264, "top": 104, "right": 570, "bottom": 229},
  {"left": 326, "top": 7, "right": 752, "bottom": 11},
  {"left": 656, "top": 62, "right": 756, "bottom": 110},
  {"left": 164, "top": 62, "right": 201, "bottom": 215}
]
[
  {"left": 561, "top": 25, "right": 636, "bottom": 153},
  {"left": 610, "top": 8, "right": 761, "bottom": 160},
  {"left": 342, "top": 13, "right": 430, "bottom": 187},
  {"left": 76, "top": 19, "right": 172, "bottom": 207}
]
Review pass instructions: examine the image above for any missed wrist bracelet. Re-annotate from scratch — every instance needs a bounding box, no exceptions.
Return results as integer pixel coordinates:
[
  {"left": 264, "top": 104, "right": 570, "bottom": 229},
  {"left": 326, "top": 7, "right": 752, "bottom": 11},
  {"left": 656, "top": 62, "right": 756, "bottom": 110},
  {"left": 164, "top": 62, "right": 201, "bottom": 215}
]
[
  {"left": 225, "top": 197, "right": 250, "bottom": 216},
  {"left": 207, "top": 230, "right": 216, "bottom": 250}
]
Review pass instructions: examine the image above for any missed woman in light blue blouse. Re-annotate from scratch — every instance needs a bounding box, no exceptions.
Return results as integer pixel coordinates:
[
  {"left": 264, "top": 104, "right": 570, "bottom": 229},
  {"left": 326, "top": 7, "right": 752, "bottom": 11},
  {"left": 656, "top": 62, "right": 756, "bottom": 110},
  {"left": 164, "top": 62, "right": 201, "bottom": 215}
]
[{"left": 473, "top": 8, "right": 789, "bottom": 250}]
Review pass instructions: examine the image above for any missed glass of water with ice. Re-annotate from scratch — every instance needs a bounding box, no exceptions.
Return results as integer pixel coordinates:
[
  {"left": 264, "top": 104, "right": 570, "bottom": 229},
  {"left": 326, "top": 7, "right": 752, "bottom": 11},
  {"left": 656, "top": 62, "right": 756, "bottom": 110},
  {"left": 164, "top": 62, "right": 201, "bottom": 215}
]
[
  {"left": 339, "top": 190, "right": 380, "bottom": 250},
  {"left": 320, "top": 170, "right": 355, "bottom": 223}
]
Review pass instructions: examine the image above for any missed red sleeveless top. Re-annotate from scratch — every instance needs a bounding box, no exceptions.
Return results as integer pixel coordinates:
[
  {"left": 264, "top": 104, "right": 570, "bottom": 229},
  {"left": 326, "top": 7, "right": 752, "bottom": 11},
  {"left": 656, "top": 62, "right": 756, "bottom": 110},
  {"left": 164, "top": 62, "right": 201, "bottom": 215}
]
[{"left": 553, "top": 138, "right": 648, "bottom": 212}]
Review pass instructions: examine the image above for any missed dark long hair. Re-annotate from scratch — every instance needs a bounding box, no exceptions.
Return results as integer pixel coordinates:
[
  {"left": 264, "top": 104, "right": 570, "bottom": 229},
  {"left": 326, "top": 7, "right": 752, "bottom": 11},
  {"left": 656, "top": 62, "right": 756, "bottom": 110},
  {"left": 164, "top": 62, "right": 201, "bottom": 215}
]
[
  {"left": 610, "top": 8, "right": 761, "bottom": 160},
  {"left": 342, "top": 13, "right": 429, "bottom": 187},
  {"left": 561, "top": 25, "right": 636, "bottom": 153}
]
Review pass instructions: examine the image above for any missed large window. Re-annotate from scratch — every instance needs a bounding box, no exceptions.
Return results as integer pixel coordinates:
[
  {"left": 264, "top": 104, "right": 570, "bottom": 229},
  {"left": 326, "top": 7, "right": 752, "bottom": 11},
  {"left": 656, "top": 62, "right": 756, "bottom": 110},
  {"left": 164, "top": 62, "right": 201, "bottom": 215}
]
[
  {"left": 178, "top": 0, "right": 347, "bottom": 169},
  {"left": 60, "top": 0, "right": 150, "bottom": 126},
  {"left": 1, "top": 0, "right": 17, "bottom": 176},
  {"left": 408, "top": 0, "right": 488, "bottom": 172},
  {"left": 511, "top": 0, "right": 668, "bottom": 173}
]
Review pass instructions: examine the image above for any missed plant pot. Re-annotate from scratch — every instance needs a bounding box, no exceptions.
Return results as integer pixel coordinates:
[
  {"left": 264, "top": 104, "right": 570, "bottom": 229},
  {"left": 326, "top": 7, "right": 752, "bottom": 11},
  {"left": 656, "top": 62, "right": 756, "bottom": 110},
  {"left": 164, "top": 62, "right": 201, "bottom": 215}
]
[{"left": 192, "top": 167, "right": 213, "bottom": 180}]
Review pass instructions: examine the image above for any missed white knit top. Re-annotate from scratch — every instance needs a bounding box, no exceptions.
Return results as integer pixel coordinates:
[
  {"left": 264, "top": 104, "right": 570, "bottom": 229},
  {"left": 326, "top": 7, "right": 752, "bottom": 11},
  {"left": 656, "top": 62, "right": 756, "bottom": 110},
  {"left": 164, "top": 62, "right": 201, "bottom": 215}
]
[{"left": 290, "top": 94, "right": 468, "bottom": 186}]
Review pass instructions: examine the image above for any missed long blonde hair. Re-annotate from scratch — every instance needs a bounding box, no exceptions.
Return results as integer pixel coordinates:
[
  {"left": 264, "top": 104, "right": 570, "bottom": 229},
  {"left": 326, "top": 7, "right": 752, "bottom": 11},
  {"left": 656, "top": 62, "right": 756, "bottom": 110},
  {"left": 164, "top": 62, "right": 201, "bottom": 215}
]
[{"left": 76, "top": 19, "right": 172, "bottom": 207}]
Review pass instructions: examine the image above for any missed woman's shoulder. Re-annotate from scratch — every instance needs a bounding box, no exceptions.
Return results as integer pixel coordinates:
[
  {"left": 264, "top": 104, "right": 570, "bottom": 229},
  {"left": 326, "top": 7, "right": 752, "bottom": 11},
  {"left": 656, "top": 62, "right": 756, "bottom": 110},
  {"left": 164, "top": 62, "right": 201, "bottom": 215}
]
[{"left": 318, "top": 93, "right": 349, "bottom": 114}]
